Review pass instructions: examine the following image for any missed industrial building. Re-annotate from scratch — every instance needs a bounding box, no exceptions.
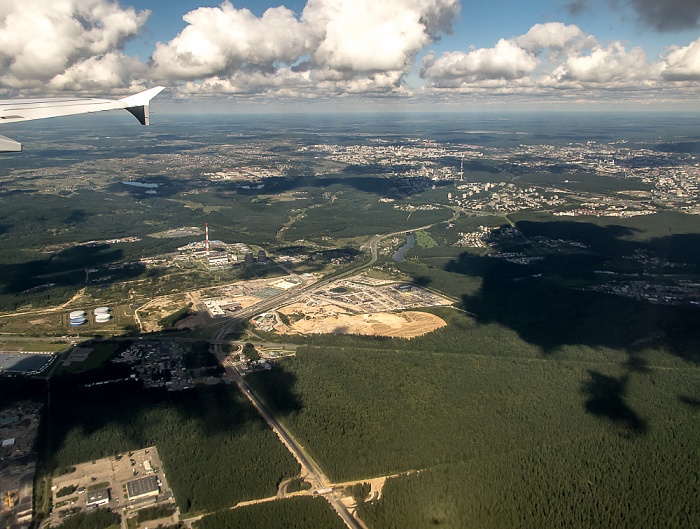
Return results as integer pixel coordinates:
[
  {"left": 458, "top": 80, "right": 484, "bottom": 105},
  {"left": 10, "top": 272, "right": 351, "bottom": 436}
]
[
  {"left": 0, "top": 352, "right": 55, "bottom": 374},
  {"left": 126, "top": 475, "right": 159, "bottom": 502},
  {"left": 207, "top": 254, "right": 229, "bottom": 267},
  {"left": 86, "top": 488, "right": 110, "bottom": 507}
]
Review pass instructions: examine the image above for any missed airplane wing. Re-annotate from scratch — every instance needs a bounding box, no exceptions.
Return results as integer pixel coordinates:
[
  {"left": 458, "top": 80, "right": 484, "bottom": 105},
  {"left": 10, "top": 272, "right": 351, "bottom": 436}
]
[{"left": 0, "top": 86, "right": 165, "bottom": 152}]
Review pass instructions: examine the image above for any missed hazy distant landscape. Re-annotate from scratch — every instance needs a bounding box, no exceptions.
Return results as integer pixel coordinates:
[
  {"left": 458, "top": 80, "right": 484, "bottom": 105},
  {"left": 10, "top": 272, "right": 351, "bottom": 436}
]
[{"left": 2, "top": 112, "right": 700, "bottom": 529}]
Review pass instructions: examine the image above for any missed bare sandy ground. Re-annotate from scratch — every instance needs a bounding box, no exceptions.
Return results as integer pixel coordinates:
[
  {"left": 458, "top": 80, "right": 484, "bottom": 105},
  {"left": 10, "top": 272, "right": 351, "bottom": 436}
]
[{"left": 278, "top": 304, "right": 445, "bottom": 338}]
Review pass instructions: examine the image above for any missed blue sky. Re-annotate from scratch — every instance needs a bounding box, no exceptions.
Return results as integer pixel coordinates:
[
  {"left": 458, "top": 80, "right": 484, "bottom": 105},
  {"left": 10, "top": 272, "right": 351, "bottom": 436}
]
[
  {"left": 123, "top": 0, "right": 699, "bottom": 56},
  {"left": 2, "top": 0, "right": 700, "bottom": 110}
]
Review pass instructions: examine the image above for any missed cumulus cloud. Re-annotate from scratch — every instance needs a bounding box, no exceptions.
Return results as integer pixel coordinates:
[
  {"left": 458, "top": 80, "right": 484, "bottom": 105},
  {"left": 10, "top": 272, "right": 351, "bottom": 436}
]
[
  {"left": 0, "top": 0, "right": 148, "bottom": 91},
  {"left": 514, "top": 22, "right": 595, "bottom": 53},
  {"left": 554, "top": 43, "right": 649, "bottom": 83},
  {"left": 304, "top": 0, "right": 429, "bottom": 72},
  {"left": 421, "top": 22, "right": 662, "bottom": 95},
  {"left": 151, "top": 3, "right": 306, "bottom": 79},
  {"left": 2, "top": 0, "right": 700, "bottom": 105},
  {"left": 302, "top": 0, "right": 457, "bottom": 72},
  {"left": 48, "top": 52, "right": 149, "bottom": 91},
  {"left": 421, "top": 40, "right": 538, "bottom": 86},
  {"left": 661, "top": 37, "right": 700, "bottom": 80},
  {"left": 153, "top": 0, "right": 459, "bottom": 95}
]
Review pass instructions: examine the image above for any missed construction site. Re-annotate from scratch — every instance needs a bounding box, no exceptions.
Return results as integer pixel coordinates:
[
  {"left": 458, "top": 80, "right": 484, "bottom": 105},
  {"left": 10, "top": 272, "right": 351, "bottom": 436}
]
[
  {"left": 44, "top": 446, "right": 176, "bottom": 529},
  {"left": 262, "top": 274, "right": 453, "bottom": 338}
]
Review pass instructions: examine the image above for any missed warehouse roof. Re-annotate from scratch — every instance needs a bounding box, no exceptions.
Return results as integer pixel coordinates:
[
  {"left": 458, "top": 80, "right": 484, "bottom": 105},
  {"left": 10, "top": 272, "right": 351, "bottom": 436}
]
[{"left": 126, "top": 475, "right": 159, "bottom": 500}]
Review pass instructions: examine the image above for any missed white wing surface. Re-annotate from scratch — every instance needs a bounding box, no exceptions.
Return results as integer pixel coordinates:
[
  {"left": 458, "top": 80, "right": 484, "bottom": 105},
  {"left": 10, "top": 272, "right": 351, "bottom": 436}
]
[{"left": 0, "top": 86, "right": 165, "bottom": 152}]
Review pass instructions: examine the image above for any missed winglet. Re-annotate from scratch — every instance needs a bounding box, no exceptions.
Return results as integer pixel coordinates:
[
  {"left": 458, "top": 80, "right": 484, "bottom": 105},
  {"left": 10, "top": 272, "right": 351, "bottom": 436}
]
[
  {"left": 0, "top": 134, "right": 22, "bottom": 152},
  {"left": 119, "top": 86, "right": 166, "bottom": 125}
]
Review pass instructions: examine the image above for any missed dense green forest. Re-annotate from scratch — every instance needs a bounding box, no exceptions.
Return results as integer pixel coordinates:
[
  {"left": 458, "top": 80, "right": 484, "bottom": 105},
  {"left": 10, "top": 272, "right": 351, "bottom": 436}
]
[
  {"left": 0, "top": 175, "right": 453, "bottom": 311},
  {"left": 194, "top": 497, "right": 345, "bottom": 529},
  {"left": 135, "top": 505, "right": 177, "bottom": 523},
  {"left": 248, "top": 343, "right": 700, "bottom": 527},
  {"left": 245, "top": 212, "right": 700, "bottom": 528},
  {"left": 43, "top": 381, "right": 299, "bottom": 515},
  {"left": 49, "top": 509, "right": 120, "bottom": 529}
]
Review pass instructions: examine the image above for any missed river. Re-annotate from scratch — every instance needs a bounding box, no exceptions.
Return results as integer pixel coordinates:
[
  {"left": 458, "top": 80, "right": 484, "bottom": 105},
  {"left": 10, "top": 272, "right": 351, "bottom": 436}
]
[{"left": 393, "top": 233, "right": 416, "bottom": 262}]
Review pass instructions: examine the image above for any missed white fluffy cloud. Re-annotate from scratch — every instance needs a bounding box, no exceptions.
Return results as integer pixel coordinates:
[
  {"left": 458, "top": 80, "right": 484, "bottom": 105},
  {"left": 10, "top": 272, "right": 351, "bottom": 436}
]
[
  {"left": 152, "top": 3, "right": 306, "bottom": 79},
  {"left": 555, "top": 43, "right": 649, "bottom": 84},
  {"left": 47, "top": 52, "right": 148, "bottom": 91},
  {"left": 661, "top": 37, "right": 700, "bottom": 80},
  {"left": 2, "top": 1, "right": 700, "bottom": 104},
  {"left": 421, "top": 39, "right": 538, "bottom": 86},
  {"left": 514, "top": 22, "right": 595, "bottom": 52},
  {"left": 152, "top": 0, "right": 459, "bottom": 95},
  {"left": 0, "top": 0, "right": 148, "bottom": 91},
  {"left": 302, "top": 0, "right": 456, "bottom": 72},
  {"left": 421, "top": 22, "right": 668, "bottom": 98}
]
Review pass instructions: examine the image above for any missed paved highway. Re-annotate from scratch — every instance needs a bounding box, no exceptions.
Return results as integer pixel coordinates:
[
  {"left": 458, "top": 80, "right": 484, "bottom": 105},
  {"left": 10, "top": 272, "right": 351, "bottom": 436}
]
[
  {"left": 203, "top": 220, "right": 461, "bottom": 528},
  {"left": 214, "top": 348, "right": 366, "bottom": 529}
]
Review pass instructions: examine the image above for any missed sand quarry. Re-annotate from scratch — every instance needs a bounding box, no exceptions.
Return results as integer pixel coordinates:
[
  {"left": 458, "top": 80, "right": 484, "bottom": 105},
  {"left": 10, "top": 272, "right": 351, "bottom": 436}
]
[{"left": 276, "top": 302, "right": 446, "bottom": 338}]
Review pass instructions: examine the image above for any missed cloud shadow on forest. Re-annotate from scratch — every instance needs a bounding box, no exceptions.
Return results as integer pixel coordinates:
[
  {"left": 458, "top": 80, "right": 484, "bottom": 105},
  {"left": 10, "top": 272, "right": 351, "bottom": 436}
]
[
  {"left": 678, "top": 395, "right": 700, "bottom": 409},
  {"left": 581, "top": 371, "right": 648, "bottom": 436},
  {"left": 410, "top": 220, "right": 700, "bottom": 436},
  {"left": 442, "top": 222, "right": 700, "bottom": 363},
  {"left": 247, "top": 365, "right": 303, "bottom": 417},
  {"left": 0, "top": 244, "right": 145, "bottom": 310},
  {"left": 63, "top": 209, "right": 86, "bottom": 225},
  {"left": 46, "top": 367, "right": 284, "bottom": 469},
  {"left": 217, "top": 174, "right": 451, "bottom": 199}
]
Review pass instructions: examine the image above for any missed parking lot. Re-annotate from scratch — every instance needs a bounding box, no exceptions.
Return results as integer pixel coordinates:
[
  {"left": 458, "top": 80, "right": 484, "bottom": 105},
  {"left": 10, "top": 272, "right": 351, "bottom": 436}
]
[{"left": 45, "top": 446, "right": 175, "bottom": 528}]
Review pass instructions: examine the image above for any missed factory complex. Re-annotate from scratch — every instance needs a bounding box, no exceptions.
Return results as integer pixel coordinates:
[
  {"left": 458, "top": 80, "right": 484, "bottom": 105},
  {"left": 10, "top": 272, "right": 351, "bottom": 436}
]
[{"left": 45, "top": 446, "right": 176, "bottom": 528}]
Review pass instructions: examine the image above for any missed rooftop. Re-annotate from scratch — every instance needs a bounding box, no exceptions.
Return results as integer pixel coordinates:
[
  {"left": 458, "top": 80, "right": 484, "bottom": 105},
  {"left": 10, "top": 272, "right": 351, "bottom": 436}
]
[
  {"left": 126, "top": 475, "right": 159, "bottom": 500},
  {"left": 86, "top": 489, "right": 110, "bottom": 505}
]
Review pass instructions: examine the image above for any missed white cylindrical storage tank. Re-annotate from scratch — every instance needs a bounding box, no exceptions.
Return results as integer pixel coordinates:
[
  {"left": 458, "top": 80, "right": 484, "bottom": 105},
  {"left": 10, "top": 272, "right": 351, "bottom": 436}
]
[
  {"left": 94, "top": 306, "right": 110, "bottom": 315},
  {"left": 69, "top": 310, "right": 86, "bottom": 319},
  {"left": 69, "top": 317, "right": 87, "bottom": 326},
  {"left": 95, "top": 314, "right": 112, "bottom": 323}
]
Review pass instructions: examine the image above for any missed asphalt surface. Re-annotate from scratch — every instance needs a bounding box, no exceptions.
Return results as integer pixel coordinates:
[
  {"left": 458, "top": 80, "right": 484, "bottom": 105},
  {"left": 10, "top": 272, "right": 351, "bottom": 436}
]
[{"left": 214, "top": 345, "right": 365, "bottom": 529}]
